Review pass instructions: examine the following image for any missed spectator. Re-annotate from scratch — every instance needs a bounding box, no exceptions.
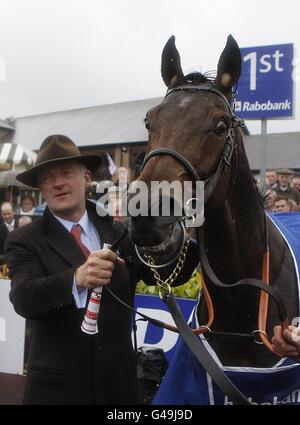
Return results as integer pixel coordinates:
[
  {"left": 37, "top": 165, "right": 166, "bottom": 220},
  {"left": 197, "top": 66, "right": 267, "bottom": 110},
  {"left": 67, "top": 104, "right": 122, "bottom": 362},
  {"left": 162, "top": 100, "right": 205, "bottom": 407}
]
[
  {"left": 275, "top": 169, "right": 300, "bottom": 205},
  {"left": 273, "top": 196, "right": 293, "bottom": 212},
  {"left": 18, "top": 216, "right": 33, "bottom": 228},
  {"left": 0, "top": 202, "right": 18, "bottom": 255},
  {"left": 265, "top": 189, "right": 277, "bottom": 211},
  {"left": 291, "top": 175, "right": 300, "bottom": 192},
  {"left": 265, "top": 169, "right": 278, "bottom": 190},
  {"left": 20, "top": 195, "right": 36, "bottom": 215}
]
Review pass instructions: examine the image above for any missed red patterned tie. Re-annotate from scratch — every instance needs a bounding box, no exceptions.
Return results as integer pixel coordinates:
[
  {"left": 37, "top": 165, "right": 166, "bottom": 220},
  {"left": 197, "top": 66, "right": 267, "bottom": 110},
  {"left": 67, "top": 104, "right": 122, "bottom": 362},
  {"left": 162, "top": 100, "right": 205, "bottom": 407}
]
[{"left": 71, "top": 224, "right": 90, "bottom": 258}]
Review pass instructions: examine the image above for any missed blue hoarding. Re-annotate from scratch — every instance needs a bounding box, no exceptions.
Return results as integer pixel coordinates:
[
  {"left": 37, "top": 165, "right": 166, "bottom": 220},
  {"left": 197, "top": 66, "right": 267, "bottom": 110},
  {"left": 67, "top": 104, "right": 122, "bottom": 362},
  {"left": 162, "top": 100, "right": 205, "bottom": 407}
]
[
  {"left": 234, "top": 43, "right": 294, "bottom": 119},
  {"left": 134, "top": 294, "right": 196, "bottom": 362}
]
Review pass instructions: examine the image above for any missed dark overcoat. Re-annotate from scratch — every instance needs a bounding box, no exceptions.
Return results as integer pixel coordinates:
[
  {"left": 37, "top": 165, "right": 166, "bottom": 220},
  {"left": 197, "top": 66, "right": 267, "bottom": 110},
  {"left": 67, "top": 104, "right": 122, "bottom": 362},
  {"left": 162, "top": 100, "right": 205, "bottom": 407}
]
[
  {"left": 5, "top": 201, "right": 197, "bottom": 405},
  {"left": 0, "top": 218, "right": 18, "bottom": 255}
]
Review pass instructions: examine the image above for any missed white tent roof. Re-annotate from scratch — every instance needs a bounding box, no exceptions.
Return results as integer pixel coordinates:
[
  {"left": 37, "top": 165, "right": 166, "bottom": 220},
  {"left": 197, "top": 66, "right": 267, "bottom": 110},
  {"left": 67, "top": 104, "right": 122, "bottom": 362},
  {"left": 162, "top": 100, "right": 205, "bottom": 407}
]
[{"left": 0, "top": 143, "right": 37, "bottom": 165}]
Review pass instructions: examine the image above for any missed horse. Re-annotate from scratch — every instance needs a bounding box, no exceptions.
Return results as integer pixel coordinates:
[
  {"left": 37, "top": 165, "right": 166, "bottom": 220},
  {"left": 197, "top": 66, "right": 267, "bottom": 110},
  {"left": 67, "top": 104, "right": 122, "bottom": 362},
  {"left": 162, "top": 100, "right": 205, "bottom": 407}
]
[{"left": 128, "top": 35, "right": 300, "bottom": 404}]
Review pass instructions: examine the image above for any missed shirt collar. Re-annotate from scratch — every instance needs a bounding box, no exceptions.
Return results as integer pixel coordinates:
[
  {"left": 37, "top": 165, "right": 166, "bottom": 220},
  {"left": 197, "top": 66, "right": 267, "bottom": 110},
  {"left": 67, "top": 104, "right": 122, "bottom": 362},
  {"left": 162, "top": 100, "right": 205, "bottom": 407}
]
[
  {"left": 5, "top": 219, "right": 15, "bottom": 229},
  {"left": 54, "top": 210, "right": 90, "bottom": 236}
]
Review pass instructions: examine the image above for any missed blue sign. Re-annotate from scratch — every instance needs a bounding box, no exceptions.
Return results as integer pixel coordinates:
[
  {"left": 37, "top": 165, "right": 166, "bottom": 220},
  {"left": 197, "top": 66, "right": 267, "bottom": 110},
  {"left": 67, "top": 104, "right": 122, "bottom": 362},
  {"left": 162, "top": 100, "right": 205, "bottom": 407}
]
[
  {"left": 134, "top": 294, "right": 196, "bottom": 362},
  {"left": 234, "top": 43, "right": 294, "bottom": 119}
]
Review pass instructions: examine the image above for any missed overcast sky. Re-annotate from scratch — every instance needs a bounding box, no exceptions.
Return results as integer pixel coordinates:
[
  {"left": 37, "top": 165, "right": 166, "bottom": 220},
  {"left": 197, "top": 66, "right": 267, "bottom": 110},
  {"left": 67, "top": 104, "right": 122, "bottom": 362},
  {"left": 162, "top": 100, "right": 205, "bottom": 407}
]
[{"left": 0, "top": 0, "right": 300, "bottom": 135}]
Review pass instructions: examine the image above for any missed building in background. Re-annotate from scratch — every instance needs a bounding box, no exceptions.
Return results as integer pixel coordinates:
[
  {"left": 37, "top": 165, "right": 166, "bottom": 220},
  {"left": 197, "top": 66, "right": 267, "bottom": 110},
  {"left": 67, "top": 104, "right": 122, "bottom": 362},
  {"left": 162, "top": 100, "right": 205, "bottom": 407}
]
[{"left": 0, "top": 98, "right": 299, "bottom": 188}]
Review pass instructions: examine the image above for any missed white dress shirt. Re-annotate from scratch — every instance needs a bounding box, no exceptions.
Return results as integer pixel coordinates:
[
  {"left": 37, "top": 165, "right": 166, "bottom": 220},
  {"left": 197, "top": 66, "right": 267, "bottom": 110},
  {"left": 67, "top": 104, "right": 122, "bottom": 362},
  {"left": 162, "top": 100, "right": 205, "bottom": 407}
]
[
  {"left": 5, "top": 220, "right": 15, "bottom": 232},
  {"left": 54, "top": 210, "right": 101, "bottom": 308}
]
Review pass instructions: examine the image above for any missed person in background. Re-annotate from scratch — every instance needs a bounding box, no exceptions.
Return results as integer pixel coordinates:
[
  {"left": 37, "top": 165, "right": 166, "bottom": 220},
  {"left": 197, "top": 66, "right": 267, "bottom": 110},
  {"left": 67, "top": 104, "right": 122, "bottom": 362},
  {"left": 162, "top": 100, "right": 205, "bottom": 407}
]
[
  {"left": 0, "top": 202, "right": 18, "bottom": 255},
  {"left": 20, "top": 195, "right": 36, "bottom": 215},
  {"left": 275, "top": 169, "right": 300, "bottom": 205},
  {"left": 265, "top": 189, "right": 277, "bottom": 212},
  {"left": 291, "top": 175, "right": 300, "bottom": 192},
  {"left": 273, "top": 196, "right": 293, "bottom": 213},
  {"left": 18, "top": 215, "right": 33, "bottom": 228},
  {"left": 265, "top": 169, "right": 278, "bottom": 190},
  {"left": 6, "top": 134, "right": 198, "bottom": 405}
]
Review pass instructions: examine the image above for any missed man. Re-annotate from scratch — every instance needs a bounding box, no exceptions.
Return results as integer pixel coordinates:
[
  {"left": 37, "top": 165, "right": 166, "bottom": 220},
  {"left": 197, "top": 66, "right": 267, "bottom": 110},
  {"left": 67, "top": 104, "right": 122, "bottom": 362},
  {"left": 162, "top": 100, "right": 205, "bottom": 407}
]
[
  {"left": 275, "top": 169, "right": 300, "bottom": 205},
  {"left": 0, "top": 202, "right": 18, "bottom": 255},
  {"left": 6, "top": 134, "right": 197, "bottom": 405},
  {"left": 291, "top": 175, "right": 300, "bottom": 192},
  {"left": 265, "top": 189, "right": 277, "bottom": 212},
  {"left": 265, "top": 169, "right": 278, "bottom": 190},
  {"left": 18, "top": 215, "right": 33, "bottom": 227},
  {"left": 273, "top": 196, "right": 293, "bottom": 213}
]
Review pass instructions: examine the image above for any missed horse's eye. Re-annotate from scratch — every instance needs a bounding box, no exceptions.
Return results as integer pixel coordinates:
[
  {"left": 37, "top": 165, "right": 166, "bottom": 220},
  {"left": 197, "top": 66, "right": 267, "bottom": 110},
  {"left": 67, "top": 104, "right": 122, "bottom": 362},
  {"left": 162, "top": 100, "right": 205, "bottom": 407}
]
[
  {"left": 144, "top": 117, "right": 150, "bottom": 131},
  {"left": 214, "top": 120, "right": 228, "bottom": 136}
]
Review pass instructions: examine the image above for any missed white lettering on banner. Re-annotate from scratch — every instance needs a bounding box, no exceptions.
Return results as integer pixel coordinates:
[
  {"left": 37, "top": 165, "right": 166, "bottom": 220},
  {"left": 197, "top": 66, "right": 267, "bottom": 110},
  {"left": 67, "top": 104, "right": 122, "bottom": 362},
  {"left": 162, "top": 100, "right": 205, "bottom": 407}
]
[
  {"left": 0, "top": 317, "right": 6, "bottom": 342},
  {"left": 243, "top": 49, "right": 284, "bottom": 91},
  {"left": 135, "top": 308, "right": 179, "bottom": 353},
  {"left": 240, "top": 99, "right": 291, "bottom": 112},
  {"left": 224, "top": 389, "right": 300, "bottom": 405}
]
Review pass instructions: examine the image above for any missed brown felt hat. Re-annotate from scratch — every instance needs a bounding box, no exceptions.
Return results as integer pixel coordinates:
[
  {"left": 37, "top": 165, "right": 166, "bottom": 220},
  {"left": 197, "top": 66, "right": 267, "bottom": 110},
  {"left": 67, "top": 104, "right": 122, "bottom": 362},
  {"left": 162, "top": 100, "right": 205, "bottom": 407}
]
[{"left": 17, "top": 134, "right": 103, "bottom": 188}]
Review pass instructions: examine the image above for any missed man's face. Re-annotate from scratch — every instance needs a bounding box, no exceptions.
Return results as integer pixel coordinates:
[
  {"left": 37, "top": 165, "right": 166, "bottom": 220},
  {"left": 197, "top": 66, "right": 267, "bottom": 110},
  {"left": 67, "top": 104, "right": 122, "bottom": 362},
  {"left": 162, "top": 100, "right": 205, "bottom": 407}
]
[
  {"left": 266, "top": 191, "right": 276, "bottom": 209},
  {"left": 291, "top": 177, "right": 300, "bottom": 191},
  {"left": 22, "top": 198, "right": 34, "bottom": 212},
  {"left": 1, "top": 205, "right": 14, "bottom": 224},
  {"left": 37, "top": 160, "right": 91, "bottom": 221},
  {"left": 266, "top": 171, "right": 277, "bottom": 186},
  {"left": 274, "top": 199, "right": 290, "bottom": 212},
  {"left": 278, "top": 174, "right": 290, "bottom": 188}
]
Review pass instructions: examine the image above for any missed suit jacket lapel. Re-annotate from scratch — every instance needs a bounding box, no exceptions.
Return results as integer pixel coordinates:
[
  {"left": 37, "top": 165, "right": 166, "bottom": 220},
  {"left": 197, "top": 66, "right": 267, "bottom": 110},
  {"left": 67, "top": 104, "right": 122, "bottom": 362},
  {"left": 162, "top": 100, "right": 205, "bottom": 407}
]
[
  {"left": 86, "top": 202, "right": 122, "bottom": 248},
  {"left": 43, "top": 207, "right": 86, "bottom": 267},
  {"left": 42, "top": 202, "right": 124, "bottom": 267}
]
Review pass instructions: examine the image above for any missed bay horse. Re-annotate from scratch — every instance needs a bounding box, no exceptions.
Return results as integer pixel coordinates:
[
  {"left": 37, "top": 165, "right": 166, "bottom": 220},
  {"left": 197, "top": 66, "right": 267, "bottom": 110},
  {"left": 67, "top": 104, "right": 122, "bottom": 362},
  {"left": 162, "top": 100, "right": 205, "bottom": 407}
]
[{"left": 129, "top": 35, "right": 300, "bottom": 403}]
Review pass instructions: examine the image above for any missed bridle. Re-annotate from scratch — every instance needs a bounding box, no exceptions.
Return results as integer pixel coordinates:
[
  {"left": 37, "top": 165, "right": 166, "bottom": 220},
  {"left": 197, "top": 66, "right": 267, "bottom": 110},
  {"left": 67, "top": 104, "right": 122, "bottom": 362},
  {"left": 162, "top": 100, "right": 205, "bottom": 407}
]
[
  {"left": 135, "top": 83, "right": 241, "bottom": 268},
  {"left": 141, "top": 84, "right": 243, "bottom": 204}
]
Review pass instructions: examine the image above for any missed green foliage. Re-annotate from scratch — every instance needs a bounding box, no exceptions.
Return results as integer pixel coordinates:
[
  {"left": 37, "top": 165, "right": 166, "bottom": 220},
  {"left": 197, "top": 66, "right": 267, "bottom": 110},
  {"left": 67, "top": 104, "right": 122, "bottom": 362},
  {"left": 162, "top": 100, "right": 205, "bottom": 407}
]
[{"left": 135, "top": 269, "right": 202, "bottom": 299}]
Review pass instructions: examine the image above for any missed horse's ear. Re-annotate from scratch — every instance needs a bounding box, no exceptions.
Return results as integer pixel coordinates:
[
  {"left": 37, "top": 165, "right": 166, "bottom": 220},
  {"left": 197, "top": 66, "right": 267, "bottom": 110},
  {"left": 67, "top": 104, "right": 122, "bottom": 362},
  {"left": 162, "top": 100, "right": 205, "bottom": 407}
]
[
  {"left": 161, "top": 35, "right": 184, "bottom": 88},
  {"left": 215, "top": 35, "right": 241, "bottom": 96}
]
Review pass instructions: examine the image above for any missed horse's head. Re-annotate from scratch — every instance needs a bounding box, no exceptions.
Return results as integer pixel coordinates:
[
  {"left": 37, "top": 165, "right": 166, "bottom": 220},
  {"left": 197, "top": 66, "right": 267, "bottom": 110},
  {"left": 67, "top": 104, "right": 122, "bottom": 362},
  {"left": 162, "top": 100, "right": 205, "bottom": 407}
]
[{"left": 129, "top": 35, "right": 242, "bottom": 263}]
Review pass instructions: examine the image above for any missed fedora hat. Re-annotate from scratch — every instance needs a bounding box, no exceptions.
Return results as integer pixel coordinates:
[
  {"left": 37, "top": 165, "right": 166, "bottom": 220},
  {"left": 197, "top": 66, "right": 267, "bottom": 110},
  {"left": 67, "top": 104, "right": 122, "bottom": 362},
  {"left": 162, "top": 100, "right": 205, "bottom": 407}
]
[{"left": 17, "top": 135, "right": 103, "bottom": 188}]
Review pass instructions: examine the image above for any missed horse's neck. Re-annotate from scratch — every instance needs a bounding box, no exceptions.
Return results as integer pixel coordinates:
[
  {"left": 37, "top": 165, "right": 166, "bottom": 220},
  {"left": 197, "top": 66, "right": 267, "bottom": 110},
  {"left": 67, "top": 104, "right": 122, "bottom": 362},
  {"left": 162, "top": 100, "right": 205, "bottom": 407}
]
[
  {"left": 200, "top": 144, "right": 273, "bottom": 365},
  {"left": 205, "top": 145, "right": 265, "bottom": 282}
]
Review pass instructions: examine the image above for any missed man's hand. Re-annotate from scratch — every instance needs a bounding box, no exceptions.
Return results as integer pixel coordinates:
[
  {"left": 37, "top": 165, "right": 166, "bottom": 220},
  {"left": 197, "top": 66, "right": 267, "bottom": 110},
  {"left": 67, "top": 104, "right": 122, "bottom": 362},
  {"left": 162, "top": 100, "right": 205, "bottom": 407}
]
[
  {"left": 75, "top": 248, "right": 125, "bottom": 290},
  {"left": 272, "top": 325, "right": 300, "bottom": 363}
]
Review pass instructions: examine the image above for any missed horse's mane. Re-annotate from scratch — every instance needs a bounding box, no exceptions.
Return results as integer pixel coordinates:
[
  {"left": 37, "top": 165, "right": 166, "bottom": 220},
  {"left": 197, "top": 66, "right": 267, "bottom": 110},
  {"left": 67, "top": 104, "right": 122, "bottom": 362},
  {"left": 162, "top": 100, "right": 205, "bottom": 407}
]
[{"left": 172, "top": 72, "right": 214, "bottom": 88}]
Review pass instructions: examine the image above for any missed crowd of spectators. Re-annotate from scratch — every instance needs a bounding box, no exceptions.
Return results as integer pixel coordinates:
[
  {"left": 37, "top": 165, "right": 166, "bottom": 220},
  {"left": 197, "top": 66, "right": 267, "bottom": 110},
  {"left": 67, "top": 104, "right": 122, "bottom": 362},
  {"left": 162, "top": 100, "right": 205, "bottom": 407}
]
[
  {"left": 263, "top": 168, "right": 300, "bottom": 213},
  {"left": 0, "top": 195, "right": 37, "bottom": 256}
]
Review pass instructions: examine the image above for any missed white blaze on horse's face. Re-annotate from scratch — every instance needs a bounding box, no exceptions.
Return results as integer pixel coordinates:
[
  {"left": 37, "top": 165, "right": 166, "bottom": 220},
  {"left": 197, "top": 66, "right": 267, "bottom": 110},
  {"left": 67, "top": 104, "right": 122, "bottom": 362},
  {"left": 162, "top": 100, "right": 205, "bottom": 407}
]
[{"left": 178, "top": 96, "right": 193, "bottom": 109}]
